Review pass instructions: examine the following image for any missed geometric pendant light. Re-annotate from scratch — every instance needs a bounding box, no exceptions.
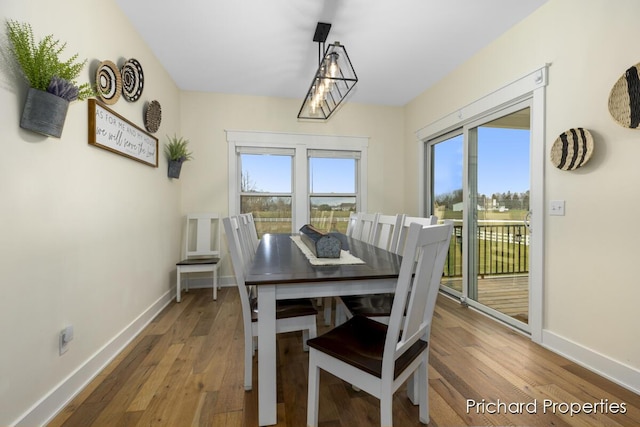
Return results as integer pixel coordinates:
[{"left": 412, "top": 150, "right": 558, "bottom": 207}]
[{"left": 298, "top": 22, "right": 358, "bottom": 120}]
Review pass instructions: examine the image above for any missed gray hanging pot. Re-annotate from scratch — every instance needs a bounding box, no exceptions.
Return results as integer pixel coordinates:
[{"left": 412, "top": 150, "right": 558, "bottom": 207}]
[
  {"left": 20, "top": 88, "right": 70, "bottom": 138},
  {"left": 168, "top": 159, "right": 183, "bottom": 179}
]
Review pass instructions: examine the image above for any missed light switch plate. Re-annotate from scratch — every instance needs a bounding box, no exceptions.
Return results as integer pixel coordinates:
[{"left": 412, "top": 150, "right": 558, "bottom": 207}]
[{"left": 549, "top": 200, "right": 565, "bottom": 216}]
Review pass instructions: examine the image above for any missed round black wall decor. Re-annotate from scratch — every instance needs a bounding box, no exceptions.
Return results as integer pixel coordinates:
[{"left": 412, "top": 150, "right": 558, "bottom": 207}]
[
  {"left": 121, "top": 58, "right": 144, "bottom": 102},
  {"left": 96, "top": 60, "right": 121, "bottom": 105},
  {"left": 144, "top": 100, "right": 162, "bottom": 133},
  {"left": 550, "top": 128, "right": 594, "bottom": 171}
]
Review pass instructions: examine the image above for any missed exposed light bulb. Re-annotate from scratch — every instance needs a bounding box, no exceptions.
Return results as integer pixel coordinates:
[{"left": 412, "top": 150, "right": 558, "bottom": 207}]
[{"left": 328, "top": 53, "right": 339, "bottom": 78}]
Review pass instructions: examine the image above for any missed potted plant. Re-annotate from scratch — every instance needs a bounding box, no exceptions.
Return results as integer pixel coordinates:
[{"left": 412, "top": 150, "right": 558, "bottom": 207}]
[
  {"left": 5, "top": 19, "right": 94, "bottom": 138},
  {"left": 164, "top": 134, "right": 193, "bottom": 179}
]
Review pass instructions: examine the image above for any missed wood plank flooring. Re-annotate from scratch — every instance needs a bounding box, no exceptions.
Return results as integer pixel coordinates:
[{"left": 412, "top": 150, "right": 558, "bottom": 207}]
[{"left": 49, "top": 287, "right": 639, "bottom": 427}]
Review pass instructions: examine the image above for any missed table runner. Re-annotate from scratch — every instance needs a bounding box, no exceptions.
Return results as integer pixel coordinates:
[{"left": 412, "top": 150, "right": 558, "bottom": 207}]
[{"left": 290, "top": 235, "right": 365, "bottom": 266}]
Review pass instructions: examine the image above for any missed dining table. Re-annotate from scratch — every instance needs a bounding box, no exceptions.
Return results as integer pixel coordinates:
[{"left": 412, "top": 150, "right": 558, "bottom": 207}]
[{"left": 245, "top": 232, "right": 403, "bottom": 426}]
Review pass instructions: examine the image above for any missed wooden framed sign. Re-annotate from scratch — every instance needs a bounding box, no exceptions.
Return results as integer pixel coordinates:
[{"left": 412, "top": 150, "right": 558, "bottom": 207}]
[{"left": 88, "top": 99, "right": 158, "bottom": 167}]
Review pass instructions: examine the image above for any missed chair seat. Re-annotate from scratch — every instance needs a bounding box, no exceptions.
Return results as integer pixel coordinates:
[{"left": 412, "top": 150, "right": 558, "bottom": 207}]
[
  {"left": 339, "top": 293, "right": 394, "bottom": 317},
  {"left": 176, "top": 256, "right": 220, "bottom": 266},
  {"left": 307, "top": 315, "right": 427, "bottom": 379},
  {"left": 250, "top": 297, "right": 318, "bottom": 322}
]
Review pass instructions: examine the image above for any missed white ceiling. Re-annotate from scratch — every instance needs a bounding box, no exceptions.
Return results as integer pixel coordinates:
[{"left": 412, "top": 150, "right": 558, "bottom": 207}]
[{"left": 115, "top": 0, "right": 548, "bottom": 107}]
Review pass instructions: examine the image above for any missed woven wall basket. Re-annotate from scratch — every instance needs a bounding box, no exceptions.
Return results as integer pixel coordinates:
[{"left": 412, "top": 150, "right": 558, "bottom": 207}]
[
  {"left": 608, "top": 63, "right": 640, "bottom": 128},
  {"left": 550, "top": 128, "right": 594, "bottom": 171}
]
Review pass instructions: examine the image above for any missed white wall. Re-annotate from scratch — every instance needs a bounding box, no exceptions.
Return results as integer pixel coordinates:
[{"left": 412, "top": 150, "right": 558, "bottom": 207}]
[
  {"left": 3, "top": 0, "right": 638, "bottom": 423},
  {"left": 405, "top": 0, "right": 640, "bottom": 390},
  {"left": 0, "top": 1, "right": 182, "bottom": 425}
]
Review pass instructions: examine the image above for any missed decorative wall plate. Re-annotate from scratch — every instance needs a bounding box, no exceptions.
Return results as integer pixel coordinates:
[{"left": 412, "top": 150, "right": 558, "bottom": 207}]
[
  {"left": 550, "top": 128, "right": 594, "bottom": 171},
  {"left": 608, "top": 63, "right": 640, "bottom": 128},
  {"left": 145, "top": 100, "right": 162, "bottom": 133},
  {"left": 96, "top": 60, "right": 121, "bottom": 105},
  {"left": 121, "top": 58, "right": 144, "bottom": 102}
]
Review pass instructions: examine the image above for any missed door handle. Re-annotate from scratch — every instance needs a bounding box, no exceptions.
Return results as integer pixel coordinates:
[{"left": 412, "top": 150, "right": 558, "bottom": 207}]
[{"left": 524, "top": 211, "right": 532, "bottom": 232}]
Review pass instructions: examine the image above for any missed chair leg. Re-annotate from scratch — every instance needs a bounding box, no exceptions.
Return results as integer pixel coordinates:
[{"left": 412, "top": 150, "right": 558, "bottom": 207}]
[
  {"left": 334, "top": 302, "right": 345, "bottom": 326},
  {"left": 212, "top": 268, "right": 218, "bottom": 300},
  {"left": 323, "top": 297, "right": 332, "bottom": 326},
  {"left": 244, "top": 333, "right": 253, "bottom": 391},
  {"left": 418, "top": 356, "right": 429, "bottom": 424},
  {"left": 380, "top": 389, "right": 393, "bottom": 427},
  {"left": 176, "top": 268, "right": 182, "bottom": 303},
  {"left": 302, "top": 319, "right": 317, "bottom": 352},
  {"left": 302, "top": 330, "right": 310, "bottom": 352},
  {"left": 306, "top": 351, "right": 320, "bottom": 427},
  {"left": 407, "top": 371, "right": 419, "bottom": 405}
]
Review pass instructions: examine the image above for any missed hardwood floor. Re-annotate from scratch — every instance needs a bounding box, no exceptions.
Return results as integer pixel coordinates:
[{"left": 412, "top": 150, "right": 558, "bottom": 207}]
[{"left": 49, "top": 288, "right": 639, "bottom": 427}]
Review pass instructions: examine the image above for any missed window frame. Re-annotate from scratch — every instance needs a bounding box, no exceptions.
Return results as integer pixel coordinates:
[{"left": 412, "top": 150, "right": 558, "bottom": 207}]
[{"left": 227, "top": 131, "right": 369, "bottom": 233}]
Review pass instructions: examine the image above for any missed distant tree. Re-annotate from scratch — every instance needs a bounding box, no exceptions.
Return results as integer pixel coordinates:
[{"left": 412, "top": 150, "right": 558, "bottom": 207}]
[{"left": 241, "top": 171, "right": 259, "bottom": 192}]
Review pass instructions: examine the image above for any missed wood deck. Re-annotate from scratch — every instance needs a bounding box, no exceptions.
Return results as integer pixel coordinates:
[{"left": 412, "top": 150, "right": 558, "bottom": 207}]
[
  {"left": 443, "top": 274, "right": 529, "bottom": 323},
  {"left": 49, "top": 287, "right": 639, "bottom": 427}
]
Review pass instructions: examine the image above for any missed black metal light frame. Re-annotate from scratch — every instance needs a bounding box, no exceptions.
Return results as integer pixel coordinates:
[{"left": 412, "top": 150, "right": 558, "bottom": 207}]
[{"left": 297, "top": 22, "right": 358, "bottom": 120}]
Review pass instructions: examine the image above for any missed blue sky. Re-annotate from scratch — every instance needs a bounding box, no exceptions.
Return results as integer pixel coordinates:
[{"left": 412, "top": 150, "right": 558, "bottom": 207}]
[
  {"left": 434, "top": 127, "right": 530, "bottom": 197},
  {"left": 241, "top": 155, "right": 355, "bottom": 193},
  {"left": 242, "top": 127, "right": 529, "bottom": 197}
]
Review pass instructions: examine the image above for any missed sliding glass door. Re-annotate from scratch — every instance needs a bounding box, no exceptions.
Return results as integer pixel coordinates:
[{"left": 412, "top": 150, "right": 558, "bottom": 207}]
[
  {"left": 427, "top": 102, "right": 532, "bottom": 331},
  {"left": 430, "top": 132, "right": 463, "bottom": 295},
  {"left": 468, "top": 106, "right": 531, "bottom": 327}
]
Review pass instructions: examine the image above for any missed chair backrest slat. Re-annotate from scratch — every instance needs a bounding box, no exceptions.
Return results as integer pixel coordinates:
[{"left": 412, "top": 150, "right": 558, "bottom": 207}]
[
  {"left": 345, "top": 212, "right": 359, "bottom": 237},
  {"left": 185, "top": 213, "right": 220, "bottom": 258}
]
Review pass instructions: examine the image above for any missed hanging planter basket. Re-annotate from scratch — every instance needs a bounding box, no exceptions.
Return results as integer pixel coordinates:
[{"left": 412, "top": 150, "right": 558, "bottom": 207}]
[
  {"left": 20, "top": 88, "right": 70, "bottom": 138},
  {"left": 168, "top": 159, "right": 184, "bottom": 179}
]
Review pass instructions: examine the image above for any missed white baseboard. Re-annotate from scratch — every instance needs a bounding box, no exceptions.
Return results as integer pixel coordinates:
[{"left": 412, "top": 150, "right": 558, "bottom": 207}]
[
  {"left": 542, "top": 330, "right": 640, "bottom": 395},
  {"left": 181, "top": 275, "right": 235, "bottom": 289},
  {"left": 13, "top": 291, "right": 173, "bottom": 427}
]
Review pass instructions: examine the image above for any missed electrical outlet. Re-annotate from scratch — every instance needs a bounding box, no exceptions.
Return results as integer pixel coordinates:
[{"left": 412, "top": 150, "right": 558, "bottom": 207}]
[
  {"left": 59, "top": 325, "right": 74, "bottom": 355},
  {"left": 549, "top": 200, "right": 565, "bottom": 216}
]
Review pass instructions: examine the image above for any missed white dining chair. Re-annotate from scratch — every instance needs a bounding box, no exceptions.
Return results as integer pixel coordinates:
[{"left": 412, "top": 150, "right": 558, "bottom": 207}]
[
  {"left": 222, "top": 216, "right": 318, "bottom": 391},
  {"left": 306, "top": 222, "right": 453, "bottom": 427},
  {"left": 175, "top": 213, "right": 222, "bottom": 302},
  {"left": 334, "top": 213, "right": 405, "bottom": 325},
  {"left": 336, "top": 217, "right": 449, "bottom": 327}
]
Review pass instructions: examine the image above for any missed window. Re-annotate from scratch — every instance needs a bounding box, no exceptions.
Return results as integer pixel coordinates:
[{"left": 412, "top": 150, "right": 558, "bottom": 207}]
[
  {"left": 308, "top": 150, "right": 359, "bottom": 234},
  {"left": 227, "top": 131, "right": 368, "bottom": 236},
  {"left": 238, "top": 148, "right": 293, "bottom": 235}
]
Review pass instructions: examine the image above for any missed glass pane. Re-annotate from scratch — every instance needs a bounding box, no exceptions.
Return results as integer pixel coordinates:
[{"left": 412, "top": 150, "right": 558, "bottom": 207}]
[
  {"left": 309, "top": 157, "right": 356, "bottom": 193},
  {"left": 309, "top": 196, "right": 356, "bottom": 233},
  {"left": 241, "top": 196, "right": 292, "bottom": 237},
  {"left": 241, "top": 154, "right": 291, "bottom": 193},
  {"left": 431, "top": 134, "right": 463, "bottom": 293},
  {"left": 470, "top": 107, "right": 530, "bottom": 325}
]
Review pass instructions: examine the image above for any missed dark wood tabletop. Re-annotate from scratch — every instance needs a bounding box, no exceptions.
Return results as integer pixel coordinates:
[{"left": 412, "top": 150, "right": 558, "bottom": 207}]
[{"left": 245, "top": 233, "right": 402, "bottom": 286}]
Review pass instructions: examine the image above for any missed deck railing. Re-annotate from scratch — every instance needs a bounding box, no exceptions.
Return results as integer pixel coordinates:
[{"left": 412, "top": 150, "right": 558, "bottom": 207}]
[{"left": 445, "top": 223, "right": 529, "bottom": 277}]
